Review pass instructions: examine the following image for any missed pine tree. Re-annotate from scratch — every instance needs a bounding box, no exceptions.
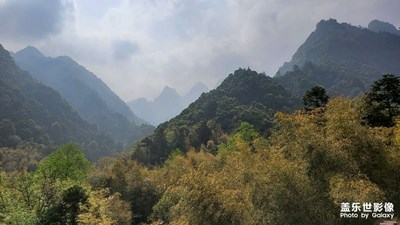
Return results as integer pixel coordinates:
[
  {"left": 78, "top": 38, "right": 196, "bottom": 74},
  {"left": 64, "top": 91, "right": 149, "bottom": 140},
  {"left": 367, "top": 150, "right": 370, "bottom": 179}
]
[
  {"left": 302, "top": 86, "right": 329, "bottom": 111},
  {"left": 363, "top": 74, "right": 400, "bottom": 127}
]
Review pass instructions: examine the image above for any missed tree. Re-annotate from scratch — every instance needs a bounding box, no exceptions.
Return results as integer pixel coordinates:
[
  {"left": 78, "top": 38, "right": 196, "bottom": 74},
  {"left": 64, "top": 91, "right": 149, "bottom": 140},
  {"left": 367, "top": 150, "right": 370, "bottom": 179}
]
[
  {"left": 302, "top": 86, "right": 329, "bottom": 111},
  {"left": 38, "top": 185, "right": 88, "bottom": 225},
  {"left": 78, "top": 189, "right": 131, "bottom": 225},
  {"left": 363, "top": 74, "right": 400, "bottom": 127},
  {"left": 35, "top": 143, "right": 90, "bottom": 182}
]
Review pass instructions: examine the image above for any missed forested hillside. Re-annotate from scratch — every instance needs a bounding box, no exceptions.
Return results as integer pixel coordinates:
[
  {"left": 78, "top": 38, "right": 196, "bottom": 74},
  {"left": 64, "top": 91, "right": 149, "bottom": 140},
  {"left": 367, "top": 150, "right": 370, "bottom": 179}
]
[
  {"left": 275, "top": 19, "right": 400, "bottom": 98},
  {"left": 0, "top": 44, "right": 117, "bottom": 161},
  {"left": 2, "top": 87, "right": 399, "bottom": 224},
  {"left": 132, "top": 68, "right": 300, "bottom": 164},
  {"left": 14, "top": 47, "right": 153, "bottom": 146}
]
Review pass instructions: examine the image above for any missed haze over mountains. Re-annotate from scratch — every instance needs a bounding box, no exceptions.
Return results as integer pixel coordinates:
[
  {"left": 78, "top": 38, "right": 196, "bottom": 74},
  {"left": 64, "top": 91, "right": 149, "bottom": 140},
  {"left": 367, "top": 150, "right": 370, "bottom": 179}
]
[
  {"left": 0, "top": 44, "right": 117, "bottom": 160},
  {"left": 127, "top": 82, "right": 209, "bottom": 126},
  {"left": 13, "top": 47, "right": 154, "bottom": 146},
  {"left": 1, "top": 18, "right": 399, "bottom": 164}
]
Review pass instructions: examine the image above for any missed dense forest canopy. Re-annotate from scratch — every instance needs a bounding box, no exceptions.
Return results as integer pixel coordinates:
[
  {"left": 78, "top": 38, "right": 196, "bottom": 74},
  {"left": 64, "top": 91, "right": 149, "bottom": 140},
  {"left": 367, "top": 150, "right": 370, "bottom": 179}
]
[{"left": 2, "top": 86, "right": 399, "bottom": 224}]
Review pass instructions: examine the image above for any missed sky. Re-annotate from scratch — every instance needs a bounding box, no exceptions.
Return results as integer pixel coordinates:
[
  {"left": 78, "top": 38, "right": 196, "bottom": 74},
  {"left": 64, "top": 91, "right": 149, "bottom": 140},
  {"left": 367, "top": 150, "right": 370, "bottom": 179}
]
[{"left": 0, "top": 0, "right": 399, "bottom": 101}]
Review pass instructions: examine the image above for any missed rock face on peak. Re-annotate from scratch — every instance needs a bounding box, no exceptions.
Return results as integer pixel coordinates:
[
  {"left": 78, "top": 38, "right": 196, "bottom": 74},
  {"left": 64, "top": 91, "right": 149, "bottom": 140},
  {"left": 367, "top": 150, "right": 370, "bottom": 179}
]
[
  {"left": 275, "top": 19, "right": 400, "bottom": 98},
  {"left": 14, "top": 46, "right": 153, "bottom": 146},
  {"left": 368, "top": 19, "right": 400, "bottom": 36},
  {"left": 132, "top": 68, "right": 299, "bottom": 164}
]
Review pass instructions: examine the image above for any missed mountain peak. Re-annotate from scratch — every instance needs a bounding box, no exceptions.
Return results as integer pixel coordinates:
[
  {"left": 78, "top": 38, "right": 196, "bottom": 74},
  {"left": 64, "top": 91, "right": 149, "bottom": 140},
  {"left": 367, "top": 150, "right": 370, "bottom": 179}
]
[
  {"left": 274, "top": 19, "right": 400, "bottom": 98},
  {"left": 153, "top": 85, "right": 180, "bottom": 103},
  {"left": 190, "top": 82, "right": 208, "bottom": 92},
  {"left": 16, "top": 46, "right": 44, "bottom": 58},
  {"left": 162, "top": 85, "right": 175, "bottom": 91},
  {"left": 314, "top": 18, "right": 348, "bottom": 35},
  {"left": 217, "top": 68, "right": 292, "bottom": 105},
  {"left": 316, "top": 18, "right": 339, "bottom": 28},
  {"left": 185, "top": 82, "right": 209, "bottom": 97},
  {"left": 160, "top": 85, "right": 179, "bottom": 96},
  {"left": 129, "top": 83, "right": 210, "bottom": 126},
  {"left": 368, "top": 19, "right": 400, "bottom": 36}
]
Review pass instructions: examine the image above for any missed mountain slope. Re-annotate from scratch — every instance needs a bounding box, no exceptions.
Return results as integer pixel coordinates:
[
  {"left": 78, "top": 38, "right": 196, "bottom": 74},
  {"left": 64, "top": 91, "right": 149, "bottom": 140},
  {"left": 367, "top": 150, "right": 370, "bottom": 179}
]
[
  {"left": 0, "top": 44, "right": 117, "bottom": 161},
  {"left": 14, "top": 47, "right": 153, "bottom": 145},
  {"left": 275, "top": 19, "right": 400, "bottom": 97},
  {"left": 132, "top": 68, "right": 299, "bottom": 164},
  {"left": 128, "top": 82, "right": 209, "bottom": 125}
]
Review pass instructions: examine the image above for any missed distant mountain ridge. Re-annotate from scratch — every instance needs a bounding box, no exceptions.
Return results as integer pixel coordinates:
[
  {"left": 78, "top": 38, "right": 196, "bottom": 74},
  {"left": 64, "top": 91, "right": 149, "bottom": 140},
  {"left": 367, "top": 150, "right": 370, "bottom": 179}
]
[
  {"left": 132, "top": 68, "right": 299, "bottom": 164},
  {"left": 0, "top": 44, "right": 117, "bottom": 160},
  {"left": 14, "top": 46, "right": 153, "bottom": 146},
  {"left": 275, "top": 19, "right": 400, "bottom": 98},
  {"left": 127, "top": 82, "right": 209, "bottom": 125}
]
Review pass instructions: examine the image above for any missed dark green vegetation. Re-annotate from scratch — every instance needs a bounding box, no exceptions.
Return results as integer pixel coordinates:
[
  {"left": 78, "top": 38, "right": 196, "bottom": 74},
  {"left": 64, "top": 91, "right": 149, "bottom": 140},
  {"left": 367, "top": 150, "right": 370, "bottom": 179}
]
[
  {"left": 0, "top": 44, "right": 117, "bottom": 161},
  {"left": 14, "top": 47, "right": 154, "bottom": 146},
  {"left": 0, "top": 143, "right": 131, "bottom": 224},
  {"left": 275, "top": 19, "right": 400, "bottom": 98},
  {"left": 132, "top": 68, "right": 300, "bottom": 164},
  {"left": 363, "top": 74, "right": 400, "bottom": 127},
  {"left": 302, "top": 86, "right": 329, "bottom": 110}
]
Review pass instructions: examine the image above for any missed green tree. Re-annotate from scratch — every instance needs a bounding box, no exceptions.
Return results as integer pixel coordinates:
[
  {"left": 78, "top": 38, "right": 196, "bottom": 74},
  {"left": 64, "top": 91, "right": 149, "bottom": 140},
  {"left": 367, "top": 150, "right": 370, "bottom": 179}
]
[
  {"left": 302, "top": 86, "right": 329, "bottom": 111},
  {"left": 36, "top": 143, "right": 90, "bottom": 182},
  {"left": 363, "top": 74, "right": 400, "bottom": 127},
  {"left": 38, "top": 185, "right": 88, "bottom": 225}
]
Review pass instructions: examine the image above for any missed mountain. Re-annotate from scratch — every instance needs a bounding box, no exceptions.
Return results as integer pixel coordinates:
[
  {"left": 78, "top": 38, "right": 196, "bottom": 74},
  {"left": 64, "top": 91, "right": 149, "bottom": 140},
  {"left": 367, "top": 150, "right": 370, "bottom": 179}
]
[
  {"left": 153, "top": 86, "right": 182, "bottom": 122},
  {"left": 0, "top": 44, "right": 117, "bottom": 161},
  {"left": 132, "top": 68, "right": 299, "bottom": 164},
  {"left": 127, "top": 82, "right": 209, "bottom": 126},
  {"left": 182, "top": 82, "right": 210, "bottom": 106},
  {"left": 368, "top": 19, "right": 400, "bottom": 36},
  {"left": 275, "top": 19, "right": 400, "bottom": 98},
  {"left": 14, "top": 46, "right": 153, "bottom": 146}
]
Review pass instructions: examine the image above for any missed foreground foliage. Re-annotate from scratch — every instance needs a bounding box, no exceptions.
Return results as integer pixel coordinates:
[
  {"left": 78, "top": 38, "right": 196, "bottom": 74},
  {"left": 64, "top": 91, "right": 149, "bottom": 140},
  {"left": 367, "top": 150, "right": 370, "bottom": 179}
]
[
  {"left": 1, "top": 96, "right": 399, "bottom": 224},
  {"left": 91, "top": 97, "right": 400, "bottom": 224},
  {"left": 0, "top": 144, "right": 131, "bottom": 225}
]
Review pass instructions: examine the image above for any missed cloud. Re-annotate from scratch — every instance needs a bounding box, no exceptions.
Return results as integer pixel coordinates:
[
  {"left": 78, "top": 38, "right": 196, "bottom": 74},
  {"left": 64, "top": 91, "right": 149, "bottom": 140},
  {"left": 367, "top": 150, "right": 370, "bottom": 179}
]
[
  {"left": 7, "top": 0, "right": 399, "bottom": 101},
  {"left": 0, "top": 0, "right": 72, "bottom": 42}
]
